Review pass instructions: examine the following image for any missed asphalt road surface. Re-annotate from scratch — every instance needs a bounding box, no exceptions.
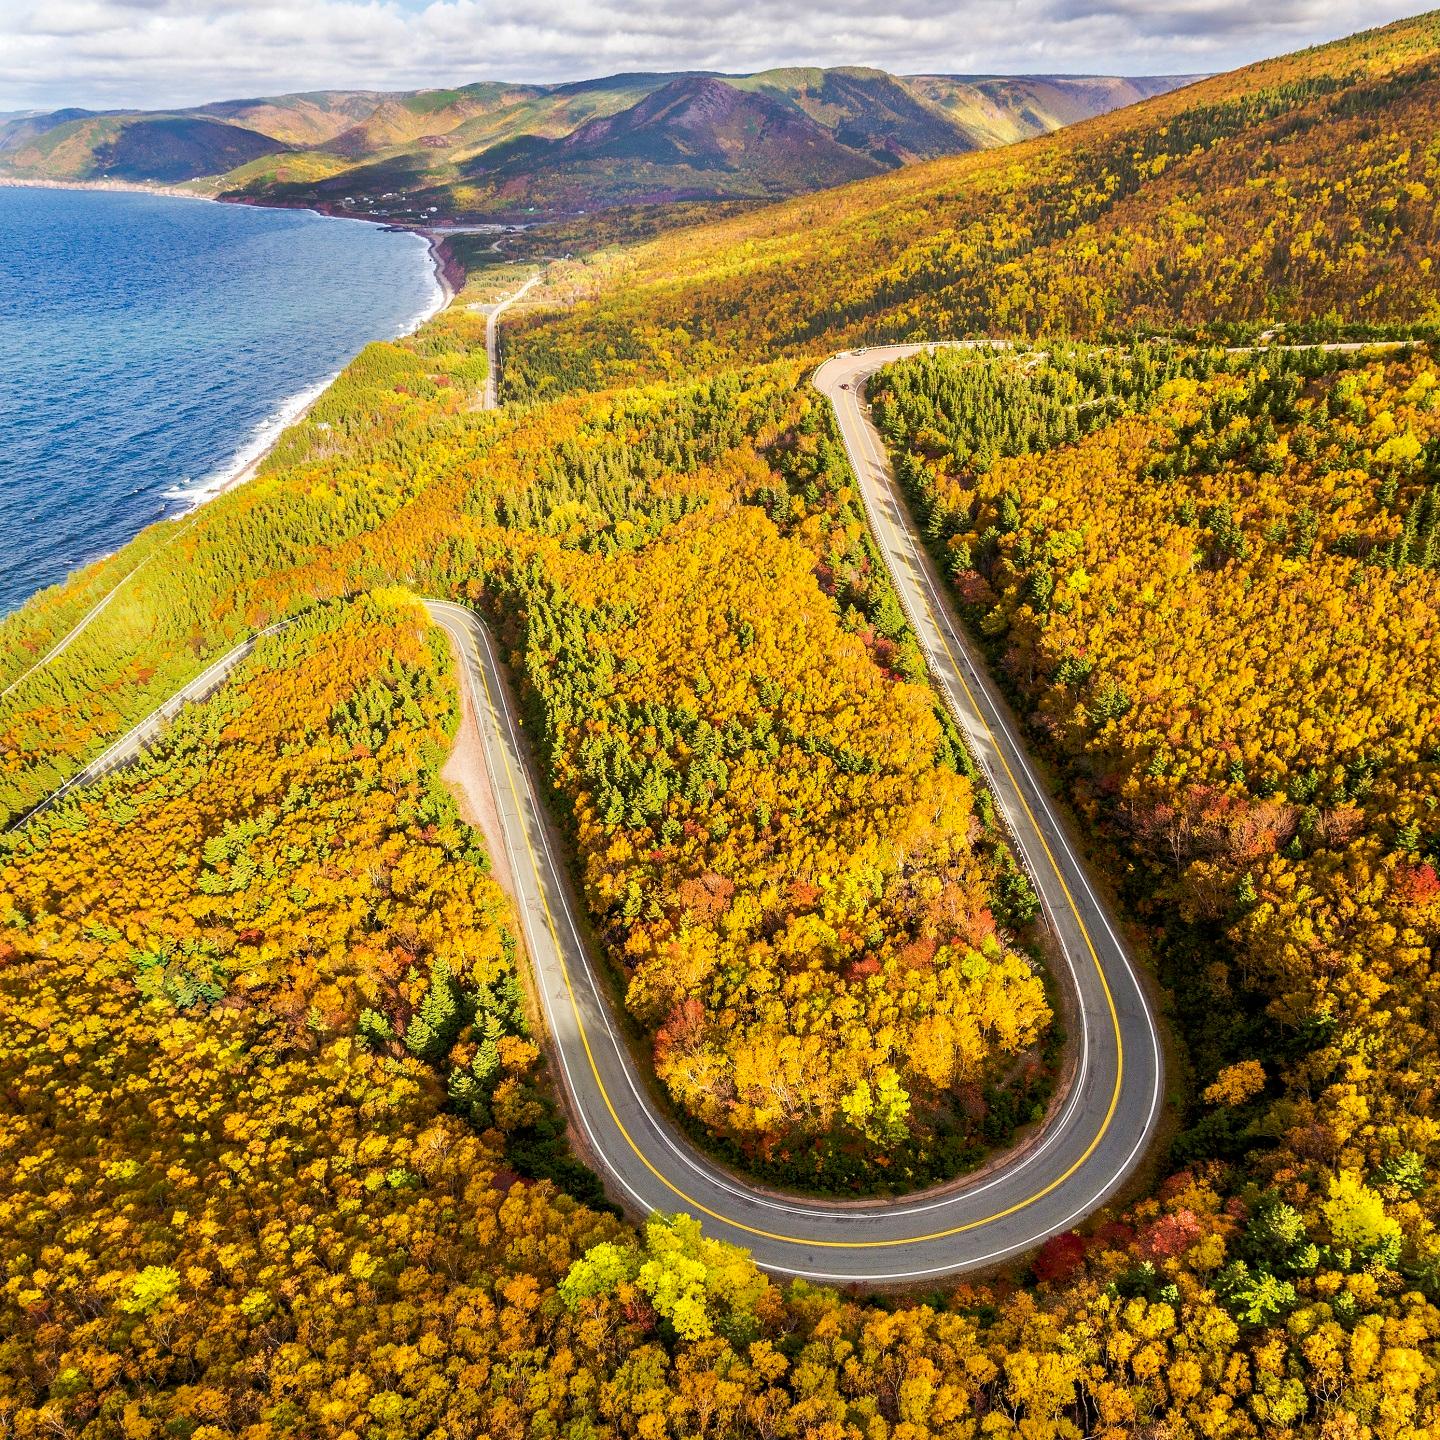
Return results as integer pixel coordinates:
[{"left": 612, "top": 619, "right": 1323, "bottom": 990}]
[
  {"left": 14, "top": 337, "right": 1167, "bottom": 1283},
  {"left": 12, "top": 620, "right": 291, "bottom": 828},
  {"left": 479, "top": 271, "right": 541, "bottom": 409},
  {"left": 426, "top": 343, "right": 1167, "bottom": 1280}
]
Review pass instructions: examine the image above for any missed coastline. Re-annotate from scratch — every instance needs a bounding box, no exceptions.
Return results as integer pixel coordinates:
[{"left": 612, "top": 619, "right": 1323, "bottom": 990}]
[
  {"left": 198, "top": 228, "right": 455, "bottom": 506},
  {"left": 187, "top": 227, "right": 456, "bottom": 508},
  {"left": 0, "top": 185, "right": 459, "bottom": 615},
  {"left": 426, "top": 232, "right": 464, "bottom": 304},
  {"left": 0, "top": 173, "right": 213, "bottom": 202},
  {"left": 0, "top": 174, "right": 468, "bottom": 304}
]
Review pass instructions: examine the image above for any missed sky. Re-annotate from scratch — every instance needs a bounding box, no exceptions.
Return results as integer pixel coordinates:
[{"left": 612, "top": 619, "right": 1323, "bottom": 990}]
[{"left": 0, "top": 0, "right": 1430, "bottom": 113}]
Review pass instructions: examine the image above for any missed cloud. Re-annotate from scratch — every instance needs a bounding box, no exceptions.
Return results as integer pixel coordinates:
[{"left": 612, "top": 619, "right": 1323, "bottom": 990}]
[
  {"left": 0, "top": 0, "right": 1426, "bottom": 111},
  {"left": 1041, "top": 0, "right": 1406, "bottom": 41}
]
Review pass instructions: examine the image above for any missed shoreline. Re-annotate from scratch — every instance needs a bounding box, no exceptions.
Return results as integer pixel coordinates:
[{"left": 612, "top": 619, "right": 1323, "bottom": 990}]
[
  {"left": 184, "top": 227, "right": 456, "bottom": 508},
  {"left": 0, "top": 172, "right": 537, "bottom": 238},
  {"left": 1, "top": 186, "right": 458, "bottom": 614},
  {"left": 0, "top": 171, "right": 464, "bottom": 305},
  {"left": 0, "top": 174, "right": 214, "bottom": 202},
  {"left": 425, "top": 232, "right": 464, "bottom": 305}
]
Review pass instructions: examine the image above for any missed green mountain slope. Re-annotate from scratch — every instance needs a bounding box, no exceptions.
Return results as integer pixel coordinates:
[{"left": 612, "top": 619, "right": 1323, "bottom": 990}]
[
  {"left": 1, "top": 113, "right": 285, "bottom": 184},
  {"left": 909, "top": 73, "right": 1205, "bottom": 146},
  {"left": 0, "top": 67, "right": 1194, "bottom": 217},
  {"left": 194, "top": 91, "right": 387, "bottom": 146},
  {"left": 504, "top": 10, "right": 1440, "bottom": 394},
  {"left": 0, "top": 107, "right": 95, "bottom": 154},
  {"left": 732, "top": 66, "right": 984, "bottom": 162},
  {"left": 450, "top": 75, "right": 892, "bottom": 209},
  {"left": 317, "top": 83, "right": 548, "bottom": 158}
]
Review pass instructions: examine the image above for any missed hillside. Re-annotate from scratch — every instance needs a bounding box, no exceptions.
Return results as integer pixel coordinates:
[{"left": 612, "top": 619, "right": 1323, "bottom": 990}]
[
  {"left": 0, "top": 112, "right": 285, "bottom": 184},
  {"left": 453, "top": 76, "right": 893, "bottom": 209},
  {"left": 9, "top": 12, "right": 1440, "bottom": 1440},
  {"left": 506, "top": 11, "right": 1440, "bottom": 394},
  {"left": 317, "top": 82, "right": 548, "bottom": 158},
  {"left": 194, "top": 90, "right": 387, "bottom": 146},
  {"left": 0, "top": 107, "right": 94, "bottom": 153},
  {"left": 912, "top": 72, "right": 1202, "bottom": 144},
  {"left": 734, "top": 66, "right": 992, "bottom": 162},
  {"left": 0, "top": 67, "right": 1193, "bottom": 218}
]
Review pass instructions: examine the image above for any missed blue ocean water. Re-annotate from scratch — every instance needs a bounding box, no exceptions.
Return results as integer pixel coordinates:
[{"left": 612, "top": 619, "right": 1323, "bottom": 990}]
[{"left": 0, "top": 186, "right": 442, "bottom": 615}]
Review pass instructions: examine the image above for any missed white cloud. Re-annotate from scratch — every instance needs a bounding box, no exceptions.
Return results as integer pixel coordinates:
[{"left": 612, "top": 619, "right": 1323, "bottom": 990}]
[{"left": 0, "top": 0, "right": 1427, "bottom": 111}]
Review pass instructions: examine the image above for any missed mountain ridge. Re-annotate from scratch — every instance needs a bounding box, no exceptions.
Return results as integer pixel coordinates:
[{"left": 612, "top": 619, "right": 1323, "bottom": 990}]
[
  {"left": 502, "top": 9, "right": 1440, "bottom": 395},
  {"left": 0, "top": 67, "right": 1200, "bottom": 219}
]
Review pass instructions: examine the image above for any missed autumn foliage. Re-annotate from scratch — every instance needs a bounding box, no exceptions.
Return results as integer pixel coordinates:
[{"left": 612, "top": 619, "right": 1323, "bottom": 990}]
[
  {"left": 6, "top": 9, "right": 1440, "bottom": 1433},
  {"left": 504, "top": 11, "right": 1440, "bottom": 398}
]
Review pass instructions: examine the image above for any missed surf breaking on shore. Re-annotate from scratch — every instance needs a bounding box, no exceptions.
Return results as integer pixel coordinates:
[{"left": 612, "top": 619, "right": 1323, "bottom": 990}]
[
  {"left": 163, "top": 229, "right": 453, "bottom": 513},
  {"left": 0, "top": 206, "right": 457, "bottom": 624}
]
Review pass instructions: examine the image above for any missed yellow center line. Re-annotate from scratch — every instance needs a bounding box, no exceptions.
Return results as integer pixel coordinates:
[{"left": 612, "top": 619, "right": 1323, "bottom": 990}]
[
  {"left": 849, "top": 395, "right": 1128, "bottom": 1194},
  {"left": 453, "top": 372, "right": 1134, "bottom": 1251}
]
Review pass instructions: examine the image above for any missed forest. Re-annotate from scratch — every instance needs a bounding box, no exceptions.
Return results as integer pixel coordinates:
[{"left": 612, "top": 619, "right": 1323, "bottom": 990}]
[
  {"left": 5, "top": 587, "right": 1436, "bottom": 1439},
  {"left": 5, "top": 7, "right": 1440, "bottom": 1437},
  {"left": 2, "top": 530, "right": 1437, "bottom": 1437},
  {"left": 501, "top": 11, "right": 1440, "bottom": 399},
  {"left": 0, "top": 269, "right": 1051, "bottom": 1189},
  {"left": 867, "top": 337, "right": 1440, "bottom": 1415}
]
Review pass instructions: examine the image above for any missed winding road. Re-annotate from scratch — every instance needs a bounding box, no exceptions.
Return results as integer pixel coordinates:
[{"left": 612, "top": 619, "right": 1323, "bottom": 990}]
[
  {"left": 421, "top": 348, "right": 1164, "bottom": 1280},
  {"left": 14, "top": 326, "right": 1167, "bottom": 1282},
  {"left": 428, "top": 573, "right": 1163, "bottom": 1280}
]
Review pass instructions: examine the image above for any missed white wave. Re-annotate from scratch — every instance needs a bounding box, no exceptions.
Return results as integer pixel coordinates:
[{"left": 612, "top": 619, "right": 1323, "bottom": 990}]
[
  {"left": 162, "top": 369, "right": 338, "bottom": 507},
  {"left": 164, "top": 231, "right": 446, "bottom": 513},
  {"left": 399, "top": 235, "right": 450, "bottom": 331}
]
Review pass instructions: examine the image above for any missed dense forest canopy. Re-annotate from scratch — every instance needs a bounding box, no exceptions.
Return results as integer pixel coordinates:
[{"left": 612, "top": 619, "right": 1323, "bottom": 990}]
[
  {"left": 4, "top": 8, "right": 1440, "bottom": 1438},
  {"left": 0, "top": 269, "right": 1052, "bottom": 1189},
  {"left": 504, "top": 10, "right": 1440, "bottom": 397},
  {"left": 871, "top": 339, "right": 1440, "bottom": 1179}
]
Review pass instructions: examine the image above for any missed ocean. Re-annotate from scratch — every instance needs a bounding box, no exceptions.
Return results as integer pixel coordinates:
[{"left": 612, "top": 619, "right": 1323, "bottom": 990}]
[{"left": 0, "top": 186, "right": 443, "bottom": 615}]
